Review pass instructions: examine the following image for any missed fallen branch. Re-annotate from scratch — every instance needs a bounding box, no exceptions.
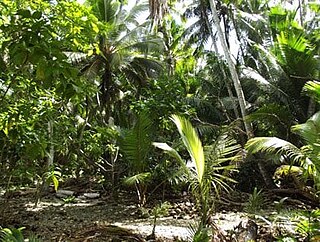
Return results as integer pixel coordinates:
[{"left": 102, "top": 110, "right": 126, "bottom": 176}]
[{"left": 270, "top": 188, "right": 319, "bottom": 207}]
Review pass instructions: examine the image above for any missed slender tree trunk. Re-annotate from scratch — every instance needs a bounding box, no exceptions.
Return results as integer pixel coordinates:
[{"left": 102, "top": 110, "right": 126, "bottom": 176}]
[
  {"left": 203, "top": 11, "right": 240, "bottom": 120},
  {"left": 47, "top": 120, "right": 54, "bottom": 169},
  {"left": 35, "top": 120, "right": 55, "bottom": 207},
  {"left": 209, "top": 0, "right": 275, "bottom": 188},
  {"left": 208, "top": 0, "right": 253, "bottom": 138}
]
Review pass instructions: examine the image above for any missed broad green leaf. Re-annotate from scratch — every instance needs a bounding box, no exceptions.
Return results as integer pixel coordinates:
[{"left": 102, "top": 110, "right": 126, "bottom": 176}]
[{"left": 171, "top": 115, "right": 205, "bottom": 184}]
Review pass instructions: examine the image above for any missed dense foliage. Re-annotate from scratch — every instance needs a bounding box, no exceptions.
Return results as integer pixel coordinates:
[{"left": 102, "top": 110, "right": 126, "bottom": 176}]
[{"left": 0, "top": 0, "right": 319, "bottom": 240}]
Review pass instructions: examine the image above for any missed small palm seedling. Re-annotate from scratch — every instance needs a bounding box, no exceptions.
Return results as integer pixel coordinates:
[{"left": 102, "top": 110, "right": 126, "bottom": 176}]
[
  {"left": 154, "top": 115, "right": 240, "bottom": 240},
  {"left": 149, "top": 201, "right": 171, "bottom": 239},
  {"left": 187, "top": 222, "right": 210, "bottom": 242},
  {"left": 120, "top": 112, "right": 153, "bottom": 206},
  {"left": 244, "top": 187, "right": 267, "bottom": 214}
]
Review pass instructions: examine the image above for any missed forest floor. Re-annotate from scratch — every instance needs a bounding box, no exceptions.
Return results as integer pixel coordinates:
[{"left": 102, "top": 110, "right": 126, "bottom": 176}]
[{"left": 0, "top": 181, "right": 313, "bottom": 241}]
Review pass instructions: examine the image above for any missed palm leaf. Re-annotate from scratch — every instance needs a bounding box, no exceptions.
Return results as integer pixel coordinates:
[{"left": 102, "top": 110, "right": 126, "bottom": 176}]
[
  {"left": 275, "top": 32, "right": 317, "bottom": 77},
  {"left": 124, "top": 3, "right": 149, "bottom": 24},
  {"left": 205, "top": 134, "right": 240, "bottom": 194},
  {"left": 153, "top": 142, "right": 184, "bottom": 165},
  {"left": 87, "top": 0, "right": 117, "bottom": 23},
  {"left": 123, "top": 38, "right": 164, "bottom": 54},
  {"left": 304, "top": 81, "right": 320, "bottom": 104},
  {"left": 171, "top": 115, "right": 205, "bottom": 184},
  {"left": 81, "top": 56, "right": 104, "bottom": 79},
  {"left": 246, "top": 103, "right": 294, "bottom": 137},
  {"left": 120, "top": 112, "right": 153, "bottom": 173},
  {"left": 245, "top": 137, "right": 305, "bottom": 164},
  {"left": 292, "top": 111, "right": 320, "bottom": 151},
  {"left": 123, "top": 172, "right": 151, "bottom": 186},
  {"left": 0, "top": 227, "right": 26, "bottom": 242}
]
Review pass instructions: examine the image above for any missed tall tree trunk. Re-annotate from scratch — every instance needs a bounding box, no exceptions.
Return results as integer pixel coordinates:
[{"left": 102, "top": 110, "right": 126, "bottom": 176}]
[
  {"left": 202, "top": 10, "right": 240, "bottom": 121},
  {"left": 47, "top": 120, "right": 54, "bottom": 169},
  {"left": 208, "top": 0, "right": 275, "bottom": 188},
  {"left": 208, "top": 0, "right": 253, "bottom": 138}
]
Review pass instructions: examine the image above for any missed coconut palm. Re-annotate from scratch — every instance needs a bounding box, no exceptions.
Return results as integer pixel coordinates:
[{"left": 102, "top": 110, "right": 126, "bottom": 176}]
[
  {"left": 81, "top": 0, "right": 163, "bottom": 122},
  {"left": 154, "top": 115, "right": 240, "bottom": 231},
  {"left": 208, "top": 0, "right": 255, "bottom": 139},
  {"left": 228, "top": 3, "right": 319, "bottom": 143}
]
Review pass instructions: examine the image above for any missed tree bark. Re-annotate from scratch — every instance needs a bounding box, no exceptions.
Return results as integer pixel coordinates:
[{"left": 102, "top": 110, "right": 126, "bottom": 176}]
[
  {"left": 202, "top": 11, "right": 240, "bottom": 121},
  {"left": 208, "top": 0, "right": 253, "bottom": 138},
  {"left": 208, "top": 0, "right": 276, "bottom": 188}
]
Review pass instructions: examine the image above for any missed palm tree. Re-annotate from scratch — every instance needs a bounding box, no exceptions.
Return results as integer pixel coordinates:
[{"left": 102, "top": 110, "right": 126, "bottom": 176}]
[
  {"left": 120, "top": 112, "right": 153, "bottom": 206},
  {"left": 246, "top": 81, "right": 320, "bottom": 202},
  {"left": 82, "top": 0, "right": 163, "bottom": 122},
  {"left": 245, "top": 4, "right": 319, "bottom": 120},
  {"left": 210, "top": 0, "right": 260, "bottom": 138},
  {"left": 154, "top": 115, "right": 240, "bottom": 231}
]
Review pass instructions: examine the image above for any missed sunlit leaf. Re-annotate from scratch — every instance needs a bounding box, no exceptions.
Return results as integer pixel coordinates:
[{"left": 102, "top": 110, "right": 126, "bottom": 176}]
[{"left": 171, "top": 115, "right": 205, "bottom": 184}]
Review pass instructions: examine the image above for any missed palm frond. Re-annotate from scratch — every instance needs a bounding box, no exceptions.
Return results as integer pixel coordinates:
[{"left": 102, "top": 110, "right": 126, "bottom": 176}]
[
  {"left": 88, "top": 0, "right": 117, "bottom": 23},
  {"left": 171, "top": 115, "right": 205, "bottom": 184},
  {"left": 246, "top": 103, "right": 294, "bottom": 137},
  {"left": 205, "top": 134, "right": 240, "bottom": 194},
  {"left": 123, "top": 172, "right": 151, "bottom": 186},
  {"left": 121, "top": 57, "right": 162, "bottom": 86},
  {"left": 64, "top": 51, "right": 87, "bottom": 64},
  {"left": 123, "top": 38, "right": 164, "bottom": 54},
  {"left": 292, "top": 111, "right": 320, "bottom": 148},
  {"left": 124, "top": 3, "right": 149, "bottom": 24},
  {"left": 275, "top": 32, "right": 317, "bottom": 77},
  {"left": 240, "top": 66, "right": 288, "bottom": 101},
  {"left": 253, "top": 44, "right": 288, "bottom": 82},
  {"left": 153, "top": 142, "right": 184, "bottom": 164},
  {"left": 81, "top": 56, "right": 104, "bottom": 79},
  {"left": 181, "top": 19, "right": 210, "bottom": 50},
  {"left": 304, "top": 81, "right": 320, "bottom": 104},
  {"left": 153, "top": 142, "right": 190, "bottom": 179},
  {"left": 115, "top": 24, "right": 148, "bottom": 45},
  {"left": 245, "top": 137, "right": 305, "bottom": 164},
  {"left": 120, "top": 112, "right": 153, "bottom": 173}
]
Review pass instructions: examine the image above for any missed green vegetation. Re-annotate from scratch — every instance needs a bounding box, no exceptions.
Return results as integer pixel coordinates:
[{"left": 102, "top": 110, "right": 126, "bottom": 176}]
[
  {"left": 0, "top": 227, "right": 42, "bottom": 242},
  {"left": 0, "top": 0, "right": 319, "bottom": 240}
]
